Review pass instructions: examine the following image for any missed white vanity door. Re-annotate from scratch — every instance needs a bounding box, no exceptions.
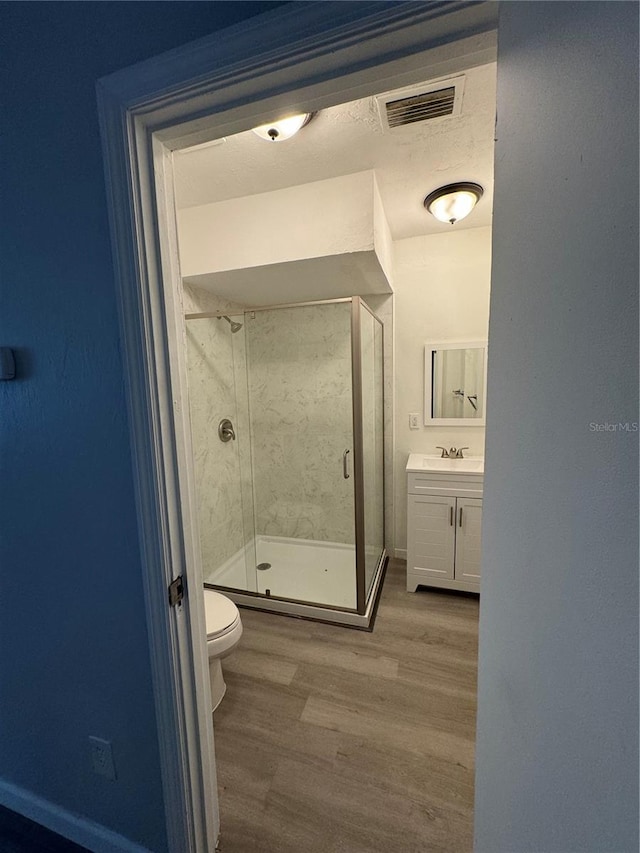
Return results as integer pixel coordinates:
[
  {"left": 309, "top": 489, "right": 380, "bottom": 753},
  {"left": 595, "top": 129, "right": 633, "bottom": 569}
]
[
  {"left": 455, "top": 497, "right": 483, "bottom": 584},
  {"left": 407, "top": 494, "right": 456, "bottom": 581}
]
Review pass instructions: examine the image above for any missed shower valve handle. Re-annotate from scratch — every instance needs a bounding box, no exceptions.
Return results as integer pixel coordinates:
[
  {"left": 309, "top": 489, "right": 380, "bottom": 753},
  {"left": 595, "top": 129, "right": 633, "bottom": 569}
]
[{"left": 218, "top": 418, "right": 236, "bottom": 442}]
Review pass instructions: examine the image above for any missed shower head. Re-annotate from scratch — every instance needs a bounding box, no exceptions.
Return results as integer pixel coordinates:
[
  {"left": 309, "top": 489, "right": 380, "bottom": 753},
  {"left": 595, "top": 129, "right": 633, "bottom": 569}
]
[{"left": 219, "top": 315, "right": 243, "bottom": 333}]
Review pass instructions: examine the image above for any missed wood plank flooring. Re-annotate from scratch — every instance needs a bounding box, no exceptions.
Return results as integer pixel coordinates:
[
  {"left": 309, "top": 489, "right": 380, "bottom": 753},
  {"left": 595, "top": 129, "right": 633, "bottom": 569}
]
[{"left": 214, "top": 559, "right": 480, "bottom": 853}]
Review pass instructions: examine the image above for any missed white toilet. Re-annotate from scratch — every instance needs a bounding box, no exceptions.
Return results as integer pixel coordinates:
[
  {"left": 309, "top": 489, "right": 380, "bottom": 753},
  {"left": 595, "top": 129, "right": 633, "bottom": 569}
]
[{"left": 203, "top": 589, "right": 243, "bottom": 712}]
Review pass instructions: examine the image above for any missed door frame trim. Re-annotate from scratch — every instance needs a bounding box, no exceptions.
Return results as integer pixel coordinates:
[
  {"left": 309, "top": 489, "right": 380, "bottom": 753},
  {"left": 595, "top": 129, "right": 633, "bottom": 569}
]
[{"left": 96, "top": 2, "right": 497, "bottom": 849}]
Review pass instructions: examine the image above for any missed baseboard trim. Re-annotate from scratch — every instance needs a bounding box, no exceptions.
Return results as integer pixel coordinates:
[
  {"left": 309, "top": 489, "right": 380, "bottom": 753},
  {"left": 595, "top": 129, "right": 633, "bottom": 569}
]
[
  {"left": 0, "top": 779, "right": 153, "bottom": 853},
  {"left": 394, "top": 548, "right": 407, "bottom": 560}
]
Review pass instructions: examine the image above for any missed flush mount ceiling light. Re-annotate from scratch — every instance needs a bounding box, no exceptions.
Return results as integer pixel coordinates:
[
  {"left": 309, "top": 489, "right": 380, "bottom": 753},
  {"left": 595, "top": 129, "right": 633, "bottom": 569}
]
[
  {"left": 252, "top": 112, "right": 315, "bottom": 142},
  {"left": 424, "top": 182, "right": 484, "bottom": 225}
]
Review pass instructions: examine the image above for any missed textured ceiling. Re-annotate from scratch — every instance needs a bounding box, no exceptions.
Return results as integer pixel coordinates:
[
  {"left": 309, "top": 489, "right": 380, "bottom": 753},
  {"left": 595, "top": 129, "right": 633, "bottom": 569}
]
[{"left": 173, "top": 63, "right": 496, "bottom": 241}]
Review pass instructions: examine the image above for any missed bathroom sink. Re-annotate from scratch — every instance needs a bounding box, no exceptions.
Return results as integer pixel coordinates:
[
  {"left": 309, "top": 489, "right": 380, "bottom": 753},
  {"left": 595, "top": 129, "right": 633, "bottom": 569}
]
[{"left": 406, "top": 454, "right": 484, "bottom": 474}]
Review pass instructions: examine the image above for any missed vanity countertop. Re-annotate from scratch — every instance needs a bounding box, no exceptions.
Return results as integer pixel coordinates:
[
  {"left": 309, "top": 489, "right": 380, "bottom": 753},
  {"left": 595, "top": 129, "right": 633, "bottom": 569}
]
[{"left": 406, "top": 454, "right": 484, "bottom": 475}]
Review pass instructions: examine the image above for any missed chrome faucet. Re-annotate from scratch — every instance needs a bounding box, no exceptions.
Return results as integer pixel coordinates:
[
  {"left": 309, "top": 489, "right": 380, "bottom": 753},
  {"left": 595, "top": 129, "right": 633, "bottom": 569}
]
[{"left": 436, "top": 446, "right": 469, "bottom": 459}]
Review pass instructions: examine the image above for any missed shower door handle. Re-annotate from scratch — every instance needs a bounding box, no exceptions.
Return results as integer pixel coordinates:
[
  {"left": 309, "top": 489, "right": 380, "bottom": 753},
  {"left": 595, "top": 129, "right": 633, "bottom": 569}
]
[{"left": 343, "top": 449, "right": 351, "bottom": 479}]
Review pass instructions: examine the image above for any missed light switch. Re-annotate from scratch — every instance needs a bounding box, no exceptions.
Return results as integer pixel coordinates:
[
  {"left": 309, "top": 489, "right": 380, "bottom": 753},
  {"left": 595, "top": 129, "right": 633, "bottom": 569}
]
[{"left": 409, "top": 413, "right": 420, "bottom": 430}]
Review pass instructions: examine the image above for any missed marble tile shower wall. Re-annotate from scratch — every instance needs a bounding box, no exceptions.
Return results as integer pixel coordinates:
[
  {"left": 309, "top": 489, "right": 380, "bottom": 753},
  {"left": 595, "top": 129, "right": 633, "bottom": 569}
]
[
  {"left": 247, "top": 304, "right": 355, "bottom": 544},
  {"left": 186, "top": 310, "right": 255, "bottom": 584}
]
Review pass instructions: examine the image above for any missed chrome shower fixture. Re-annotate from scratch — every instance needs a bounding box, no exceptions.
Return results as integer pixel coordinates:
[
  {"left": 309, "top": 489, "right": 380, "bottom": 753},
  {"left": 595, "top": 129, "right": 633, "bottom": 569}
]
[{"left": 218, "top": 315, "right": 243, "bottom": 333}]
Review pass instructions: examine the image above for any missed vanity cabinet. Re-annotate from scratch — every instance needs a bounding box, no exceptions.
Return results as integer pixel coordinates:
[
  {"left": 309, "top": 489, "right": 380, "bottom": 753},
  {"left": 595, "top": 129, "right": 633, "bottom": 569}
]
[{"left": 406, "top": 457, "right": 483, "bottom": 593}]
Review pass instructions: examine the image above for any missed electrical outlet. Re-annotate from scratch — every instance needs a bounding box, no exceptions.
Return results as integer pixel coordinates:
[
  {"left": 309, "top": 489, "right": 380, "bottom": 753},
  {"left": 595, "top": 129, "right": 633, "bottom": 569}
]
[
  {"left": 89, "top": 736, "right": 117, "bottom": 781},
  {"left": 409, "top": 413, "right": 420, "bottom": 430}
]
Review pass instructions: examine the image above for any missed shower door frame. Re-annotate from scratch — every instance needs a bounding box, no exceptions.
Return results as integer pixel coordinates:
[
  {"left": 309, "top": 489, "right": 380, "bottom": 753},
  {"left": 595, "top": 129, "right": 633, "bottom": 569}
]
[
  {"left": 350, "top": 296, "right": 387, "bottom": 618},
  {"left": 191, "top": 296, "right": 387, "bottom": 627}
]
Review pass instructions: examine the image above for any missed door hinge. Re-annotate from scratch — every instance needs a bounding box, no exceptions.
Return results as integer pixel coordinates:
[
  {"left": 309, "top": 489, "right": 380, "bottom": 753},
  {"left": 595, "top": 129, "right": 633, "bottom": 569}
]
[{"left": 168, "top": 576, "right": 185, "bottom": 607}]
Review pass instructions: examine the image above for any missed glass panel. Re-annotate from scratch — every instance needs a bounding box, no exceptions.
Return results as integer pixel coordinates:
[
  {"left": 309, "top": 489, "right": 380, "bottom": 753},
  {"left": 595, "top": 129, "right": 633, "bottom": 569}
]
[
  {"left": 185, "top": 314, "right": 257, "bottom": 591},
  {"left": 246, "top": 302, "right": 356, "bottom": 608},
  {"left": 359, "top": 302, "right": 385, "bottom": 600}
]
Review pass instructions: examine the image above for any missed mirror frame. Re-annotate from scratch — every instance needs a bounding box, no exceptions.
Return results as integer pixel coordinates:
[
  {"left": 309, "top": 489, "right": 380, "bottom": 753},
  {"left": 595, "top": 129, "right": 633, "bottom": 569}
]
[{"left": 424, "top": 340, "right": 488, "bottom": 427}]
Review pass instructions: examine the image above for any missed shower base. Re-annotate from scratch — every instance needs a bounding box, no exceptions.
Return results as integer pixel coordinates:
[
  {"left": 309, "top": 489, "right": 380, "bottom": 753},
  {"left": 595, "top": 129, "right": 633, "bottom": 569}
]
[
  {"left": 205, "top": 535, "right": 357, "bottom": 609},
  {"left": 204, "top": 535, "right": 387, "bottom": 628}
]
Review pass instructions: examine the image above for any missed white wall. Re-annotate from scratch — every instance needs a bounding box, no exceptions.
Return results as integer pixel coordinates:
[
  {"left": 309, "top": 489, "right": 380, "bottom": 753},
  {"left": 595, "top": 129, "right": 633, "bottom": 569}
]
[
  {"left": 474, "top": 3, "right": 638, "bottom": 851},
  {"left": 178, "top": 172, "right": 382, "bottom": 276},
  {"left": 393, "top": 226, "right": 492, "bottom": 552}
]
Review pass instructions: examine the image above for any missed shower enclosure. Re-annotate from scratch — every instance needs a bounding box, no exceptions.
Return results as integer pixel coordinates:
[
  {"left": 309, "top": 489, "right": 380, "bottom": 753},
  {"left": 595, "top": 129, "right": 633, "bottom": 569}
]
[{"left": 185, "top": 297, "right": 385, "bottom": 628}]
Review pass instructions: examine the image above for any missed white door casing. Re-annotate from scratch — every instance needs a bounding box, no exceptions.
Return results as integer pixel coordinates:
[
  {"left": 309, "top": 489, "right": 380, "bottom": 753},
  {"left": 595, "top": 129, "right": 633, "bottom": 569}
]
[{"left": 96, "top": 3, "right": 497, "bottom": 849}]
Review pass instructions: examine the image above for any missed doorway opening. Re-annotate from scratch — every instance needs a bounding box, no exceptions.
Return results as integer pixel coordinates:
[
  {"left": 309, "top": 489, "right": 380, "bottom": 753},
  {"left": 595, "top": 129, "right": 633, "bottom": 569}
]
[
  {"left": 171, "top": 61, "right": 494, "bottom": 629},
  {"left": 97, "top": 4, "right": 498, "bottom": 849}
]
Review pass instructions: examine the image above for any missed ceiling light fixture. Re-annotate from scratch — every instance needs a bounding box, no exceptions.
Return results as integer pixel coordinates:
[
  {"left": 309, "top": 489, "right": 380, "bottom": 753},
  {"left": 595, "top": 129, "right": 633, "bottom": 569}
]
[
  {"left": 424, "top": 182, "right": 484, "bottom": 225},
  {"left": 252, "top": 112, "right": 315, "bottom": 142}
]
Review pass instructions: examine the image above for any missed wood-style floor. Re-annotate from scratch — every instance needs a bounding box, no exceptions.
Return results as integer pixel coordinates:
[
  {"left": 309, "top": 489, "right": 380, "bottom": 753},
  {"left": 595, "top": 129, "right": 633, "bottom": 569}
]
[
  {"left": 214, "top": 558, "right": 480, "bottom": 853},
  {"left": 0, "top": 561, "right": 478, "bottom": 853}
]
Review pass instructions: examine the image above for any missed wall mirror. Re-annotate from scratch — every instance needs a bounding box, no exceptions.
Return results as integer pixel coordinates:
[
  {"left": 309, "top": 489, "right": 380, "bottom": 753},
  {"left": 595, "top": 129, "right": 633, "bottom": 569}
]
[{"left": 424, "top": 340, "right": 488, "bottom": 426}]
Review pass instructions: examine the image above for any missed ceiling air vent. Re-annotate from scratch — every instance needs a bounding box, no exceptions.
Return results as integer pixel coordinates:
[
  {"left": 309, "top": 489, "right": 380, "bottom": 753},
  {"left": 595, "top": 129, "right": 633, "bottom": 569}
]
[{"left": 376, "top": 76, "right": 465, "bottom": 131}]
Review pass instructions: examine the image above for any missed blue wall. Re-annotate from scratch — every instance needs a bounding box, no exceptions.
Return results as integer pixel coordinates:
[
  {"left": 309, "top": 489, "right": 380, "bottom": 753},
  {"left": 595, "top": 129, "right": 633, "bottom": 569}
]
[
  {"left": 0, "top": 3, "right": 283, "bottom": 849},
  {"left": 475, "top": 3, "right": 638, "bottom": 851}
]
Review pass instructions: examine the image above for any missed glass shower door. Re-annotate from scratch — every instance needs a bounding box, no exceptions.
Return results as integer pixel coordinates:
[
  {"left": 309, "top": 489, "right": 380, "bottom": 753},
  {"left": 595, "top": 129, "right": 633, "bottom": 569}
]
[{"left": 245, "top": 302, "right": 357, "bottom": 609}]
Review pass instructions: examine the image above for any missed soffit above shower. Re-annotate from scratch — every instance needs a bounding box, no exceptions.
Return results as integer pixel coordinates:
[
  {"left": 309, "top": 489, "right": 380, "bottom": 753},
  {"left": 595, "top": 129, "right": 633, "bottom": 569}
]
[
  {"left": 173, "top": 63, "right": 497, "bottom": 241},
  {"left": 178, "top": 170, "right": 393, "bottom": 306}
]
